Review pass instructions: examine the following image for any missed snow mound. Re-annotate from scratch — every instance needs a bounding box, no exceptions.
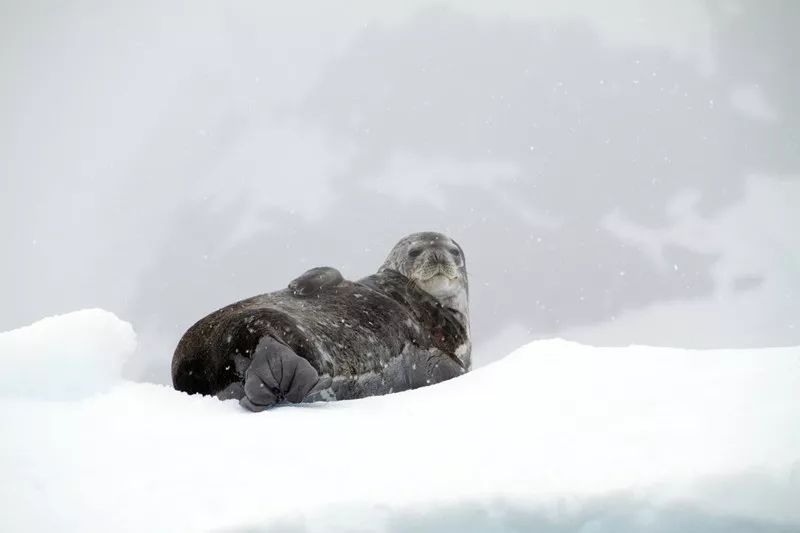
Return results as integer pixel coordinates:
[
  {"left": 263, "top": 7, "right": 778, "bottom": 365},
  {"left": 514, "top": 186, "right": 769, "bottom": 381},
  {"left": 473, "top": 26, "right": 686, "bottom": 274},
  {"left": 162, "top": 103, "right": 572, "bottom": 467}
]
[
  {"left": 0, "top": 309, "right": 136, "bottom": 400},
  {"left": 1, "top": 311, "right": 799, "bottom": 533}
]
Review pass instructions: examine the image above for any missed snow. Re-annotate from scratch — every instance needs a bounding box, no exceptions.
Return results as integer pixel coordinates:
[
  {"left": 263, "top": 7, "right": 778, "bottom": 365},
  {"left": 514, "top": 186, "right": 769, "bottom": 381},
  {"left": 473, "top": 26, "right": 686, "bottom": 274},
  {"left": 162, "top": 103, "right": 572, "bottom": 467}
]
[
  {"left": 0, "top": 309, "right": 136, "bottom": 401},
  {"left": 1, "top": 311, "right": 799, "bottom": 532}
]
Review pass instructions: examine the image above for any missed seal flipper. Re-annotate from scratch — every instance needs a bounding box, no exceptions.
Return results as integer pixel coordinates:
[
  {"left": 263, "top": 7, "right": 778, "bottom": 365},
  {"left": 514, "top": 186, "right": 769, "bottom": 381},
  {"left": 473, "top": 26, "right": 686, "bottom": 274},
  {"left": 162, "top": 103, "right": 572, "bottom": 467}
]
[
  {"left": 215, "top": 354, "right": 251, "bottom": 401},
  {"left": 240, "top": 336, "right": 332, "bottom": 412},
  {"left": 217, "top": 382, "right": 245, "bottom": 401},
  {"left": 289, "top": 266, "right": 343, "bottom": 297}
]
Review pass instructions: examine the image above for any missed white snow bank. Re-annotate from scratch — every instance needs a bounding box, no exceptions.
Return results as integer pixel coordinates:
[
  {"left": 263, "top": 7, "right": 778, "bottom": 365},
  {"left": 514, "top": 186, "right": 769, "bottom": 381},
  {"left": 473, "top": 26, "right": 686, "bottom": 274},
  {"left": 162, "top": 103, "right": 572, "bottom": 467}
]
[
  {"left": 1, "top": 311, "right": 799, "bottom": 533},
  {"left": 0, "top": 309, "right": 135, "bottom": 400}
]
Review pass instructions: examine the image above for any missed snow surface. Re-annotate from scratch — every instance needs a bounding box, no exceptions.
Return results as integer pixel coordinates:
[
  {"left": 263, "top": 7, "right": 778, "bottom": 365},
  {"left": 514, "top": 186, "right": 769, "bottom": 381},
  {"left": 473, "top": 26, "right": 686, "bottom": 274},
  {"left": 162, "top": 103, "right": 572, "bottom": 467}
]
[
  {"left": 1, "top": 310, "right": 799, "bottom": 533},
  {"left": 0, "top": 309, "right": 136, "bottom": 401}
]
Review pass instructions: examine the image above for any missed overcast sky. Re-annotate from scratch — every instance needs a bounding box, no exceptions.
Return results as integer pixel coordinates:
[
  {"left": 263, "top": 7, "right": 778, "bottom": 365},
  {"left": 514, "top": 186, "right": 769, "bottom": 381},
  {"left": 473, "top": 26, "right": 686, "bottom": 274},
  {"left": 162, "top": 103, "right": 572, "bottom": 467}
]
[{"left": 2, "top": 0, "right": 798, "bottom": 383}]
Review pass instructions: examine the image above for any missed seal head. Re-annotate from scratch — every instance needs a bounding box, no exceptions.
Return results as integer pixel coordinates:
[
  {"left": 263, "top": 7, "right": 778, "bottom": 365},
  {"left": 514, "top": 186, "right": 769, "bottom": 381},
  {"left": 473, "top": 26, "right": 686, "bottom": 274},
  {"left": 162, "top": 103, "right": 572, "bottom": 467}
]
[{"left": 382, "top": 231, "right": 468, "bottom": 319}]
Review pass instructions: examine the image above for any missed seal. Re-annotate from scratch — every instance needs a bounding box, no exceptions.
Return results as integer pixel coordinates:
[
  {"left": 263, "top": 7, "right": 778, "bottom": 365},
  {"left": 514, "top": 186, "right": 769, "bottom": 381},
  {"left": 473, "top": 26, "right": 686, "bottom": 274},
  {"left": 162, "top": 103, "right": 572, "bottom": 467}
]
[{"left": 171, "top": 231, "right": 471, "bottom": 411}]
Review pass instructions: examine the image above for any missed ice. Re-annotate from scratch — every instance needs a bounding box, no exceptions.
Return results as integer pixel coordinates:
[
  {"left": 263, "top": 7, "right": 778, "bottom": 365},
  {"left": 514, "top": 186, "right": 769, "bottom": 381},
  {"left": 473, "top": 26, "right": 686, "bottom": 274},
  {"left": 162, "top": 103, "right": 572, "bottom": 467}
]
[
  {"left": 1, "top": 310, "right": 798, "bottom": 532},
  {"left": 0, "top": 309, "right": 135, "bottom": 401}
]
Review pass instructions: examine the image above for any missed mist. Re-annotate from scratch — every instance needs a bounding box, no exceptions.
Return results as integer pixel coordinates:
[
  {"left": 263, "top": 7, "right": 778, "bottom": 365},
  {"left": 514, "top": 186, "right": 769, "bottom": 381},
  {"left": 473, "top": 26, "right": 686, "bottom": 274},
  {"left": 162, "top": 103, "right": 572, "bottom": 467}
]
[{"left": 2, "top": 1, "right": 798, "bottom": 384}]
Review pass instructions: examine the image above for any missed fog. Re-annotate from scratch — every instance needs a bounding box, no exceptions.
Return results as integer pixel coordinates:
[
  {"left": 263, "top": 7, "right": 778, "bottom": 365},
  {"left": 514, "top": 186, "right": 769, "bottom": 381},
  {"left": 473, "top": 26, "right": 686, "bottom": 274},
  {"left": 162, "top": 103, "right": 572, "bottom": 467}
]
[{"left": 2, "top": 1, "right": 798, "bottom": 383}]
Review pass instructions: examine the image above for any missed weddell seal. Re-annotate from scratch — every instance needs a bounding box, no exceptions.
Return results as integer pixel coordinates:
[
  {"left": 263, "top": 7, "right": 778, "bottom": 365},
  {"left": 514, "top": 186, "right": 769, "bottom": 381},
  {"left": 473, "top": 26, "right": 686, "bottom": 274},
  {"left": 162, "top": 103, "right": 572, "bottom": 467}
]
[{"left": 172, "top": 232, "right": 471, "bottom": 411}]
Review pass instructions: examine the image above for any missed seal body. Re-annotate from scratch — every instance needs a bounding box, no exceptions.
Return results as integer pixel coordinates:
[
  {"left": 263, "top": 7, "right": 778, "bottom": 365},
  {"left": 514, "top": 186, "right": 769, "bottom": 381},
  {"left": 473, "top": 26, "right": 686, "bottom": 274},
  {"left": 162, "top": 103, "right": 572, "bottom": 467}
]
[{"left": 173, "top": 232, "right": 470, "bottom": 410}]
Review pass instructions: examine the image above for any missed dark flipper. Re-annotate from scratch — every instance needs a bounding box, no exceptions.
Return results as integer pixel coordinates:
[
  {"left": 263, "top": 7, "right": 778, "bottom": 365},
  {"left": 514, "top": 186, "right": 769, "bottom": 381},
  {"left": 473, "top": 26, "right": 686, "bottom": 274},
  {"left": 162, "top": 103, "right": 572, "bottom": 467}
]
[
  {"left": 288, "top": 266, "right": 343, "bottom": 297},
  {"left": 217, "top": 382, "right": 245, "bottom": 401},
  {"left": 240, "top": 336, "right": 331, "bottom": 412},
  {"left": 215, "top": 354, "right": 251, "bottom": 401}
]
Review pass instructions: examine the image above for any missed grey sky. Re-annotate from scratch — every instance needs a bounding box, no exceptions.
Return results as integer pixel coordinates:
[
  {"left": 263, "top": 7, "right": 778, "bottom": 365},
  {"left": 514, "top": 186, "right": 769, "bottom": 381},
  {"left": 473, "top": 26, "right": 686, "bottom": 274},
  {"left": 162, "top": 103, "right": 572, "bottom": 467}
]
[{"left": 1, "top": 1, "right": 798, "bottom": 383}]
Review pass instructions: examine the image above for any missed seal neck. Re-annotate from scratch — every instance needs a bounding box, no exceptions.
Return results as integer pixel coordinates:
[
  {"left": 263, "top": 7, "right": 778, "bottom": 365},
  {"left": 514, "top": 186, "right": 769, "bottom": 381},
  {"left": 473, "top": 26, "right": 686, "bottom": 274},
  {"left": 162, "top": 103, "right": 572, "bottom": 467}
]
[{"left": 360, "top": 269, "right": 471, "bottom": 334}]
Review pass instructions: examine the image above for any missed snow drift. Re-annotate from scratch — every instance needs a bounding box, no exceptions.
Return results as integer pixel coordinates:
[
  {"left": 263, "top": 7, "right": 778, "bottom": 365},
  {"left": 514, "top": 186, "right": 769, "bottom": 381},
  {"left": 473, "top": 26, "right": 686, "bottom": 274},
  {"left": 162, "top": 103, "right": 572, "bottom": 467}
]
[
  {"left": 0, "top": 309, "right": 136, "bottom": 400},
  {"left": 0, "top": 310, "right": 798, "bottom": 533}
]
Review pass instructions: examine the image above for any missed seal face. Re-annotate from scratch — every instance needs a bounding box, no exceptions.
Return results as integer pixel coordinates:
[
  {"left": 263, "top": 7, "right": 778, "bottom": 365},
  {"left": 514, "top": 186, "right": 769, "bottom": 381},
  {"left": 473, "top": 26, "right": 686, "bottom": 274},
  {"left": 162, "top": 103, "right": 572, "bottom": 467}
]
[{"left": 172, "top": 232, "right": 471, "bottom": 411}]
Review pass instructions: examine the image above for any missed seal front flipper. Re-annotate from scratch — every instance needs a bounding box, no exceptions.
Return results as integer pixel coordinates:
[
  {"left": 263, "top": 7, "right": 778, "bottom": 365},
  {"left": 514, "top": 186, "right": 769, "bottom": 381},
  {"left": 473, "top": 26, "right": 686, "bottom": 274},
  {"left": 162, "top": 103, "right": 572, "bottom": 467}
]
[
  {"left": 288, "top": 266, "right": 343, "bottom": 297},
  {"left": 240, "top": 336, "right": 332, "bottom": 412}
]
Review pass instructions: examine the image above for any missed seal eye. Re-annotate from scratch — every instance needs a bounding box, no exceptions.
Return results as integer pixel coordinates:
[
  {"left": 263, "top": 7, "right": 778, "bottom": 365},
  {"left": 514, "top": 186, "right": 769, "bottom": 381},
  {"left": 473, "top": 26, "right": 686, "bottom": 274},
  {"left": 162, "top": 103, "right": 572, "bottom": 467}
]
[
  {"left": 408, "top": 249, "right": 422, "bottom": 259},
  {"left": 449, "top": 248, "right": 460, "bottom": 258}
]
